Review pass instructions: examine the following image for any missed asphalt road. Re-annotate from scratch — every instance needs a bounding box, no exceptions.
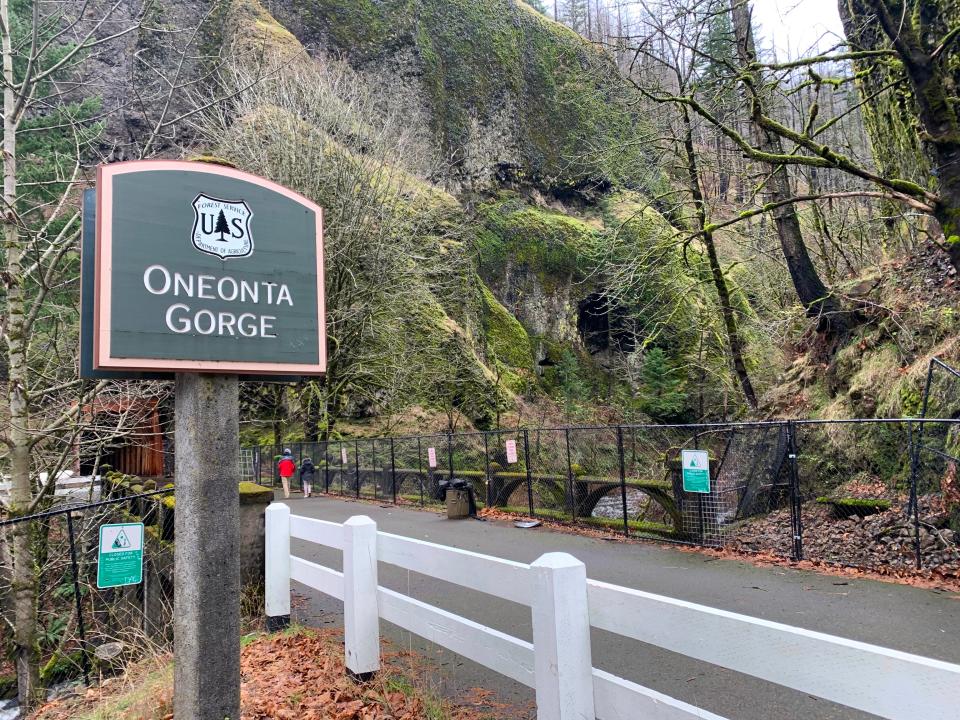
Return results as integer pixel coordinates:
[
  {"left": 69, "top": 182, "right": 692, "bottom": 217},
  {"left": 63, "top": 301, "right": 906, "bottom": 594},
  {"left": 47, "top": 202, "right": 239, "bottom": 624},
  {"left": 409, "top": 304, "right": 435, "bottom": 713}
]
[{"left": 286, "top": 496, "right": 960, "bottom": 720}]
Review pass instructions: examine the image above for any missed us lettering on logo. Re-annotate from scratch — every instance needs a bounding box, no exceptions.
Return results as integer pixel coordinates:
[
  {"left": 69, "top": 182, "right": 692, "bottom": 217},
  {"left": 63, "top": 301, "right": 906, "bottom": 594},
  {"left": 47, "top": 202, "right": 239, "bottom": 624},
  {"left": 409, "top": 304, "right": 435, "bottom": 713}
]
[{"left": 191, "top": 193, "right": 253, "bottom": 259}]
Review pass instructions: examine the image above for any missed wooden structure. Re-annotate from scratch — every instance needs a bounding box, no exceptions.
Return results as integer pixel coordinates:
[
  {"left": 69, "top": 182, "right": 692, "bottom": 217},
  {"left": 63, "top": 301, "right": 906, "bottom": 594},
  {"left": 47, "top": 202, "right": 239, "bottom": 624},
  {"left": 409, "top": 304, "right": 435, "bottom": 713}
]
[{"left": 78, "top": 396, "right": 166, "bottom": 477}]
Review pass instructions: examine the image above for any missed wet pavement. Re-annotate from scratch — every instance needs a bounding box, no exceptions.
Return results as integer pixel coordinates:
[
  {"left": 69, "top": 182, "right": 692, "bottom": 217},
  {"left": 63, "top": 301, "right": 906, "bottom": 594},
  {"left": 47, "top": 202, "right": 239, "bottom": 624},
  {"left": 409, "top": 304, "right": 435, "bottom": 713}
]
[{"left": 286, "top": 496, "right": 960, "bottom": 720}]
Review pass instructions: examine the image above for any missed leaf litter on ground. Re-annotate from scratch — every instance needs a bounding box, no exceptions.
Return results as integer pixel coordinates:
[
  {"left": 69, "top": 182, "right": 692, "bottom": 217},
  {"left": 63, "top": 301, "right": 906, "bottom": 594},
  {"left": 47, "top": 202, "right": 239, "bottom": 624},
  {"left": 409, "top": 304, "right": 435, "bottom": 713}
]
[{"left": 30, "top": 627, "right": 526, "bottom": 720}]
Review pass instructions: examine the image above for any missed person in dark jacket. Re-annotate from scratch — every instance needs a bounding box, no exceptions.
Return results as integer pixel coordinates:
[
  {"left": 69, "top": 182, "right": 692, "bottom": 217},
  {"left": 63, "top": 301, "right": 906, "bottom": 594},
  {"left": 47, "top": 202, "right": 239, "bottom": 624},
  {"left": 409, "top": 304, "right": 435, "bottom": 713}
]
[
  {"left": 300, "top": 457, "right": 316, "bottom": 498},
  {"left": 278, "top": 449, "right": 296, "bottom": 499}
]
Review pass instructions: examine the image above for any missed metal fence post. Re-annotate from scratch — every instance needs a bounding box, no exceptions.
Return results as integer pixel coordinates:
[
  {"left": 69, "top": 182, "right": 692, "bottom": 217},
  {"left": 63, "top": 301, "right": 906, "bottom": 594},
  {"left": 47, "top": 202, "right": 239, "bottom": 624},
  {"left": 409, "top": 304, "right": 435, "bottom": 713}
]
[
  {"left": 908, "top": 421, "right": 922, "bottom": 570},
  {"left": 372, "top": 441, "right": 378, "bottom": 500},
  {"left": 354, "top": 439, "right": 361, "bottom": 499},
  {"left": 447, "top": 432, "right": 455, "bottom": 481},
  {"left": 523, "top": 429, "right": 535, "bottom": 517},
  {"left": 787, "top": 421, "right": 803, "bottom": 561},
  {"left": 273, "top": 444, "right": 280, "bottom": 487},
  {"left": 65, "top": 512, "right": 91, "bottom": 685},
  {"left": 343, "top": 515, "right": 380, "bottom": 679},
  {"left": 417, "top": 437, "right": 424, "bottom": 506},
  {"left": 483, "top": 432, "right": 492, "bottom": 508},
  {"left": 323, "top": 442, "right": 330, "bottom": 493},
  {"left": 564, "top": 428, "right": 574, "bottom": 521},
  {"left": 256, "top": 446, "right": 262, "bottom": 485},
  {"left": 693, "top": 429, "right": 705, "bottom": 544},
  {"left": 531, "top": 552, "right": 595, "bottom": 720},
  {"left": 390, "top": 438, "right": 397, "bottom": 504},
  {"left": 616, "top": 426, "right": 629, "bottom": 536}
]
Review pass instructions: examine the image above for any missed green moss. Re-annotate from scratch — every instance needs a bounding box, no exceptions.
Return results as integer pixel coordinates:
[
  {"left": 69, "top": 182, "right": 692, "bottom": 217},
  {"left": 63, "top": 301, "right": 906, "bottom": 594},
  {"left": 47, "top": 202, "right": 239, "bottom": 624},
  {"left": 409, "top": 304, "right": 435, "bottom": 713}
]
[
  {"left": 480, "top": 284, "right": 533, "bottom": 368},
  {"left": 239, "top": 481, "right": 275, "bottom": 504},
  {"left": 40, "top": 650, "right": 85, "bottom": 684},
  {"left": 477, "top": 196, "right": 595, "bottom": 289},
  {"left": 290, "top": 0, "right": 395, "bottom": 55},
  {"left": 817, "top": 497, "right": 891, "bottom": 518},
  {"left": 0, "top": 673, "right": 15, "bottom": 699},
  {"left": 292, "top": 0, "right": 660, "bottom": 193},
  {"left": 227, "top": 0, "right": 302, "bottom": 57},
  {"left": 186, "top": 154, "right": 237, "bottom": 168}
]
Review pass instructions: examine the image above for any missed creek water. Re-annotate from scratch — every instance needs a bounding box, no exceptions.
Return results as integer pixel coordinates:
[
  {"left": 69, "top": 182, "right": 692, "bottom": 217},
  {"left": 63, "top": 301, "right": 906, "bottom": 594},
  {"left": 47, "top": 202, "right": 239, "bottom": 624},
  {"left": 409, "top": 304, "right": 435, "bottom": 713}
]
[{"left": 0, "top": 698, "right": 19, "bottom": 720}]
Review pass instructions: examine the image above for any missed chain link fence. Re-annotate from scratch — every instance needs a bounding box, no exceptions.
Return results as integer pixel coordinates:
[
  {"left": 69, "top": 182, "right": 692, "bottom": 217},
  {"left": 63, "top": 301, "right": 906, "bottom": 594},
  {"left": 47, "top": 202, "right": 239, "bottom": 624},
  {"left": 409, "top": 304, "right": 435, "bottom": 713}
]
[
  {"left": 0, "top": 486, "right": 176, "bottom": 695},
  {"left": 247, "top": 415, "right": 960, "bottom": 576}
]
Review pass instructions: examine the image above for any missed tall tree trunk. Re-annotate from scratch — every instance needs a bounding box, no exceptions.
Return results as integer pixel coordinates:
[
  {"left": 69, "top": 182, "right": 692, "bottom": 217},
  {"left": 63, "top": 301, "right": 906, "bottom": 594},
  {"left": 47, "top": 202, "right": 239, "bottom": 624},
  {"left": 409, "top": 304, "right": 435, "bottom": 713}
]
[
  {"left": 731, "top": 1, "right": 850, "bottom": 340},
  {"left": 716, "top": 133, "right": 730, "bottom": 200},
  {"left": 1, "top": 0, "right": 41, "bottom": 706},
  {"left": 857, "top": 0, "right": 960, "bottom": 269},
  {"left": 302, "top": 384, "right": 319, "bottom": 442},
  {"left": 682, "top": 106, "right": 758, "bottom": 410}
]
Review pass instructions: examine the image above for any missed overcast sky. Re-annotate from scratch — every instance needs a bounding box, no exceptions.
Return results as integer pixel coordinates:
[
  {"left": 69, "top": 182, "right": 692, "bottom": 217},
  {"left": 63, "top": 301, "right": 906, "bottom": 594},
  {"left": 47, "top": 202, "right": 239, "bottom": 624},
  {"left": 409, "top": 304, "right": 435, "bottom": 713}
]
[{"left": 750, "top": 0, "right": 845, "bottom": 58}]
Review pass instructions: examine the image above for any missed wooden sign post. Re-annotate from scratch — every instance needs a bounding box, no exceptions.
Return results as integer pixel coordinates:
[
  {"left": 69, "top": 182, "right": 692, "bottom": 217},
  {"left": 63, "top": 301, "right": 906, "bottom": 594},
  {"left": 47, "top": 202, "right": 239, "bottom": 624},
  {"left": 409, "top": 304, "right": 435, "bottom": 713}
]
[{"left": 84, "top": 160, "right": 325, "bottom": 719}]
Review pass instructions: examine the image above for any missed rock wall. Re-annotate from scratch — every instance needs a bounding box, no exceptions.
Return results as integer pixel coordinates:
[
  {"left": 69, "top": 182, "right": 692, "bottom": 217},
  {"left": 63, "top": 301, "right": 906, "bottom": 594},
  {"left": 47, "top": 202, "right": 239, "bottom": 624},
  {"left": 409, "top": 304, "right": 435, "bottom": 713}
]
[{"left": 264, "top": 0, "right": 658, "bottom": 194}]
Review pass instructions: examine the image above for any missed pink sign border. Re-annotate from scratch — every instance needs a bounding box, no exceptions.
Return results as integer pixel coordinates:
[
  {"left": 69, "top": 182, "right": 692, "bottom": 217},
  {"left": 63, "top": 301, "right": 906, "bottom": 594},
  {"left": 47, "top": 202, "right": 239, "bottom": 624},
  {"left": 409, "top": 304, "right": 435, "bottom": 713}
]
[{"left": 92, "top": 160, "right": 326, "bottom": 376}]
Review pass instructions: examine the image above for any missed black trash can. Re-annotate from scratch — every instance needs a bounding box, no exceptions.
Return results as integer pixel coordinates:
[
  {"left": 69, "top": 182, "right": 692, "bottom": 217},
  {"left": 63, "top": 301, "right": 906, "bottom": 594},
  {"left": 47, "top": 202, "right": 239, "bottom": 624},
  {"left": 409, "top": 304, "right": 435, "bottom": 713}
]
[{"left": 438, "top": 478, "right": 477, "bottom": 519}]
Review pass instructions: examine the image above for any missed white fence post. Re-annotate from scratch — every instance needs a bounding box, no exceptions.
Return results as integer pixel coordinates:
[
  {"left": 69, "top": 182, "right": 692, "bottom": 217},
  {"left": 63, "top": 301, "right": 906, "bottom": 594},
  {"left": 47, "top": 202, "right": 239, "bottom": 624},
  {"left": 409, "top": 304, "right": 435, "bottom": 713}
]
[
  {"left": 264, "top": 502, "right": 291, "bottom": 631},
  {"left": 343, "top": 515, "right": 380, "bottom": 678},
  {"left": 531, "top": 552, "right": 595, "bottom": 720}
]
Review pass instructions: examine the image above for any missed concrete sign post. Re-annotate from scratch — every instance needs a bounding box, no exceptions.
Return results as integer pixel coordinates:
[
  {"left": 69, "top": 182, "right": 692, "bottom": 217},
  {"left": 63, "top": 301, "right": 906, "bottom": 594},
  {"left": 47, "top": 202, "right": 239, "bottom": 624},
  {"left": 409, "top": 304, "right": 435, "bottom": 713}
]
[
  {"left": 174, "top": 373, "right": 241, "bottom": 719},
  {"left": 85, "top": 161, "right": 325, "bottom": 720},
  {"left": 681, "top": 449, "right": 711, "bottom": 494}
]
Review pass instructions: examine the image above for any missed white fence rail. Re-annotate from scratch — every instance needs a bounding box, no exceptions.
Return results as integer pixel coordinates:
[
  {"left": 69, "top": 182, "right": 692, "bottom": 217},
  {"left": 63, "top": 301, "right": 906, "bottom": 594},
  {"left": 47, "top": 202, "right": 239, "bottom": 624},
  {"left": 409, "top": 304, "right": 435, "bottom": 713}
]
[
  {"left": 0, "top": 472, "right": 99, "bottom": 507},
  {"left": 265, "top": 504, "right": 960, "bottom": 720}
]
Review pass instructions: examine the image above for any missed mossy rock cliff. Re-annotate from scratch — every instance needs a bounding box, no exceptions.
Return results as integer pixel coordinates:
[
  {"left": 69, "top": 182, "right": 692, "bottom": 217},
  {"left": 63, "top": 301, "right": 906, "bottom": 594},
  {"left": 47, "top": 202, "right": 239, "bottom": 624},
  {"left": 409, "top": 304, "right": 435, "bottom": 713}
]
[{"left": 270, "top": 0, "right": 658, "bottom": 192}]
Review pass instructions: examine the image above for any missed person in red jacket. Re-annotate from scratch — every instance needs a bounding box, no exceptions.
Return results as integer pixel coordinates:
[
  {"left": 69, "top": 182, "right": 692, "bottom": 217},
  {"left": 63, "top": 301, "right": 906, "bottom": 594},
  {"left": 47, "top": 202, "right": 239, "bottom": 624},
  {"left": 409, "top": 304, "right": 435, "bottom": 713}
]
[{"left": 278, "top": 449, "right": 296, "bottom": 499}]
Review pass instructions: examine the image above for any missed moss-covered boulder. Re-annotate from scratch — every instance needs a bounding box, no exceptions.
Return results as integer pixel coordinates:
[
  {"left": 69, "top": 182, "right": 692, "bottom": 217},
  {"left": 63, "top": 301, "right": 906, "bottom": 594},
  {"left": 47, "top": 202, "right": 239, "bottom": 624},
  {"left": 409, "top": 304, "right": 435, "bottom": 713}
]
[
  {"left": 239, "top": 481, "right": 275, "bottom": 505},
  {"left": 817, "top": 497, "right": 892, "bottom": 519},
  {"left": 476, "top": 194, "right": 598, "bottom": 342}
]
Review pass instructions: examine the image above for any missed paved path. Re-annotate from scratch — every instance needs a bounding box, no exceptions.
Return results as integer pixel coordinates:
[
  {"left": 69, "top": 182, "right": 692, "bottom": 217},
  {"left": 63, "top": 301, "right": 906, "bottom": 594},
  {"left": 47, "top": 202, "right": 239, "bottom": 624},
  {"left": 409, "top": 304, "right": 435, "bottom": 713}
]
[{"left": 286, "top": 496, "right": 960, "bottom": 720}]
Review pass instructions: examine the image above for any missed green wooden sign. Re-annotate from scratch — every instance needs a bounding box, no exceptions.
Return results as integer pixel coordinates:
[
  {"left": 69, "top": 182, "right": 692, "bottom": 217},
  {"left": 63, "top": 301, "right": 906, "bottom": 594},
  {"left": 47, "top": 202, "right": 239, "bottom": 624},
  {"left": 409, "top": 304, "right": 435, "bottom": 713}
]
[
  {"left": 97, "top": 523, "right": 144, "bottom": 589},
  {"left": 681, "top": 449, "right": 711, "bottom": 494},
  {"left": 87, "top": 161, "right": 326, "bottom": 376}
]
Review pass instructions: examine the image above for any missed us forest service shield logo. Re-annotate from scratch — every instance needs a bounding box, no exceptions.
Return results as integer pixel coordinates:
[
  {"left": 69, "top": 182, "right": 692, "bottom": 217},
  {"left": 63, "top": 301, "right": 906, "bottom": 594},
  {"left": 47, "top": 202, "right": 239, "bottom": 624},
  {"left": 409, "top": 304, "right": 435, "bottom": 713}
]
[{"left": 191, "top": 194, "right": 253, "bottom": 259}]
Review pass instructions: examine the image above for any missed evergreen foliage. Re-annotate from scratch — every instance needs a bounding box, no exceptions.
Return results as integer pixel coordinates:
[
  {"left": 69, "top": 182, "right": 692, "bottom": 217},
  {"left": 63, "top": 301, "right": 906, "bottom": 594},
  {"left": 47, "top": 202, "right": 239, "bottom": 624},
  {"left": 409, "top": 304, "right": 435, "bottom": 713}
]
[
  {"left": 556, "top": 349, "right": 588, "bottom": 416},
  {"left": 637, "top": 348, "right": 687, "bottom": 422}
]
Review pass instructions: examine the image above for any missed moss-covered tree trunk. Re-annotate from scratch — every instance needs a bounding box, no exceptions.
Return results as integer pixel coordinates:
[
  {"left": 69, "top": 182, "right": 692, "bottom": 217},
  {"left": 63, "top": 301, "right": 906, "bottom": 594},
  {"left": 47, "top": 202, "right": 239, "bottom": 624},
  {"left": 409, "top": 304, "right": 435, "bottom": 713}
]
[
  {"left": 731, "top": 1, "right": 850, "bottom": 341},
  {"left": 680, "top": 105, "right": 758, "bottom": 410},
  {"left": 1, "top": 0, "right": 41, "bottom": 706},
  {"left": 840, "top": 0, "right": 960, "bottom": 267}
]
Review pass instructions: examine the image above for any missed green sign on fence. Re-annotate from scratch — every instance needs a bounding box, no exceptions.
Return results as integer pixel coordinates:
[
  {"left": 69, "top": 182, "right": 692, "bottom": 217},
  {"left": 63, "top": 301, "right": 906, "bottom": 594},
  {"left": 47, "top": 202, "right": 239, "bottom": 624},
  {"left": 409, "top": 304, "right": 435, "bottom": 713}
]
[
  {"left": 681, "top": 449, "right": 711, "bottom": 494},
  {"left": 97, "top": 522, "right": 144, "bottom": 589}
]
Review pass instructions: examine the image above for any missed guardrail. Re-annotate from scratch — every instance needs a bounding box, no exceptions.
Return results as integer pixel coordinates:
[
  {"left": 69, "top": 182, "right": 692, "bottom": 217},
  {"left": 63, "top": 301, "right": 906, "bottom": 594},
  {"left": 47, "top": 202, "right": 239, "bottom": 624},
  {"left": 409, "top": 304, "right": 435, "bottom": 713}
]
[{"left": 264, "top": 504, "right": 960, "bottom": 720}]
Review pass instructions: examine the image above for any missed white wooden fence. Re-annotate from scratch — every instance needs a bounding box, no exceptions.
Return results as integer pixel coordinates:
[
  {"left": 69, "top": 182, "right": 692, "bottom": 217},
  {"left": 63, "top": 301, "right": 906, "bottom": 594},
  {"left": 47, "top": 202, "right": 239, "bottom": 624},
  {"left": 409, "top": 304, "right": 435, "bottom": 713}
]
[
  {"left": 0, "top": 472, "right": 99, "bottom": 506},
  {"left": 265, "top": 504, "right": 960, "bottom": 720}
]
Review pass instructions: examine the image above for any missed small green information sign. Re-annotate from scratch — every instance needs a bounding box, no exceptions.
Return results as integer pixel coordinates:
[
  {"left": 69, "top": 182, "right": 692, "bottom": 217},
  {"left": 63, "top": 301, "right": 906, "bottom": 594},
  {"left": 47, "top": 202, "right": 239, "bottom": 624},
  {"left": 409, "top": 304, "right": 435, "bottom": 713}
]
[
  {"left": 97, "top": 523, "right": 144, "bottom": 589},
  {"left": 681, "top": 449, "right": 711, "bottom": 494}
]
